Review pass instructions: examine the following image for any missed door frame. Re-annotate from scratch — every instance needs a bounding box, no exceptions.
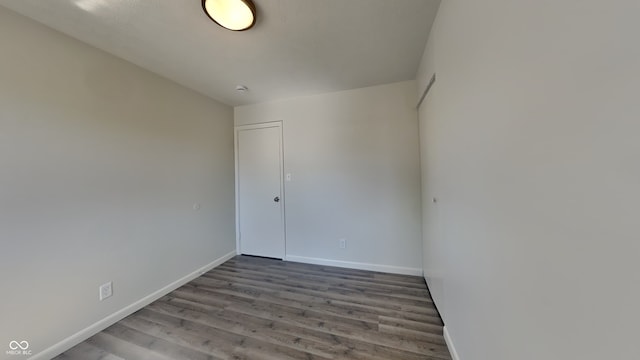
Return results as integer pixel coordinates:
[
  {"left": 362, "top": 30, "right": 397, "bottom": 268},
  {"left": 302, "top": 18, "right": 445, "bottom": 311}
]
[{"left": 234, "top": 121, "right": 286, "bottom": 257}]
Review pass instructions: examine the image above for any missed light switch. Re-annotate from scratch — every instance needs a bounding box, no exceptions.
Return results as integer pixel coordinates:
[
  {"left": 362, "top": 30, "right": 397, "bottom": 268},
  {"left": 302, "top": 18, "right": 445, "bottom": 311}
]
[{"left": 286, "top": 173, "right": 292, "bottom": 182}]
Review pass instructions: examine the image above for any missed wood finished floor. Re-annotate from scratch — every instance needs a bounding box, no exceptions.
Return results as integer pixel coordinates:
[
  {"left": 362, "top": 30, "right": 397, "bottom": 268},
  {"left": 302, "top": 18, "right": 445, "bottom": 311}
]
[{"left": 54, "top": 256, "right": 451, "bottom": 360}]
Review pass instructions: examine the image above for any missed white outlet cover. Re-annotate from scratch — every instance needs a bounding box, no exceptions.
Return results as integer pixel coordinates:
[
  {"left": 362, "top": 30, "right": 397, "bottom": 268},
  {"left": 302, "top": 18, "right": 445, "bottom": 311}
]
[{"left": 99, "top": 282, "right": 113, "bottom": 301}]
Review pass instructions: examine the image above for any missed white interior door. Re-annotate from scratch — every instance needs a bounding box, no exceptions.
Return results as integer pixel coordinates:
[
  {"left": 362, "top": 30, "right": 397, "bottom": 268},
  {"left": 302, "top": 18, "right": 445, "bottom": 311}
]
[{"left": 236, "top": 123, "right": 285, "bottom": 259}]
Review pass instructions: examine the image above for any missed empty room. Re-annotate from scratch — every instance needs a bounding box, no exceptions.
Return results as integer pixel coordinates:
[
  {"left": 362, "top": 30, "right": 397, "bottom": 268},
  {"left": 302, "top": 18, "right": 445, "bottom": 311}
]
[{"left": 1, "top": 0, "right": 638, "bottom": 360}]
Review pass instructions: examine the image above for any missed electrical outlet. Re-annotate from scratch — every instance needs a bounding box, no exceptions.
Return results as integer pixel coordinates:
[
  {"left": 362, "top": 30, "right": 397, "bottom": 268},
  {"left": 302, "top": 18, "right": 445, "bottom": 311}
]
[
  {"left": 339, "top": 238, "right": 346, "bottom": 249},
  {"left": 99, "top": 282, "right": 113, "bottom": 301}
]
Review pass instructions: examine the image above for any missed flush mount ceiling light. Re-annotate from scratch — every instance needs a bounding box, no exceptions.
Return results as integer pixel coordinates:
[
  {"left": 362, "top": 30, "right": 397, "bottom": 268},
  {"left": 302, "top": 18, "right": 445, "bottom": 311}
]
[{"left": 202, "top": 0, "right": 256, "bottom": 31}]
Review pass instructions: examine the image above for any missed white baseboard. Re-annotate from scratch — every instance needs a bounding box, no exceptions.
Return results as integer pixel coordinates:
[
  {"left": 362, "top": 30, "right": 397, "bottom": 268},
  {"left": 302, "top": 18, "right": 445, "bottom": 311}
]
[
  {"left": 32, "top": 249, "right": 237, "bottom": 360},
  {"left": 284, "top": 255, "right": 423, "bottom": 276},
  {"left": 443, "top": 326, "right": 461, "bottom": 360}
]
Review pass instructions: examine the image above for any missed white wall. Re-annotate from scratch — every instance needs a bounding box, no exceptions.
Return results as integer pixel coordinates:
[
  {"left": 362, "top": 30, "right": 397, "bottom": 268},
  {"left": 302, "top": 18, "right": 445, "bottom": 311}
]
[
  {"left": 417, "top": 1, "right": 640, "bottom": 359},
  {"left": 235, "top": 81, "right": 423, "bottom": 274},
  {"left": 0, "top": 7, "right": 235, "bottom": 359}
]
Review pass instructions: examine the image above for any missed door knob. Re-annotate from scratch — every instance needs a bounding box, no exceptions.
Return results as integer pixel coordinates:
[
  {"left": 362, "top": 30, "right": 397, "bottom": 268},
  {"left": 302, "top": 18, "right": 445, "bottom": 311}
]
[{"left": 274, "top": 196, "right": 280, "bottom": 202}]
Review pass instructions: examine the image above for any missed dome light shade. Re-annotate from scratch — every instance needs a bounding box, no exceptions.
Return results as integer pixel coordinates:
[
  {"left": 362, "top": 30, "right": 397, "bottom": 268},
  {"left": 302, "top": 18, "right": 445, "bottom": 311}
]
[{"left": 202, "top": 0, "right": 256, "bottom": 31}]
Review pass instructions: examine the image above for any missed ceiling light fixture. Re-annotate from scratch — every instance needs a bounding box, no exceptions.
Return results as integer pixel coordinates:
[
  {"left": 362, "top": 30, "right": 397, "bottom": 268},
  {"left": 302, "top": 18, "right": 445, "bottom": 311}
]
[{"left": 202, "top": 0, "right": 256, "bottom": 31}]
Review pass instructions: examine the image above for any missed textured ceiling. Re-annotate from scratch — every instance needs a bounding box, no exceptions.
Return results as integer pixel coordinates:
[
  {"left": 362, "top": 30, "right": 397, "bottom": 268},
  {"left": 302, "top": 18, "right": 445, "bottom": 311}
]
[{"left": 0, "top": 0, "right": 440, "bottom": 106}]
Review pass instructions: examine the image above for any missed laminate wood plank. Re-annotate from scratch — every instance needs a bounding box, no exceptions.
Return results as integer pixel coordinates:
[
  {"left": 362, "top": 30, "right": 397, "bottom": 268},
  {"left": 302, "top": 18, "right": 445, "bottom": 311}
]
[
  {"left": 137, "top": 303, "right": 335, "bottom": 360},
  {"left": 222, "top": 301, "right": 449, "bottom": 356},
  {"left": 117, "top": 316, "right": 234, "bottom": 360},
  {"left": 54, "top": 341, "right": 125, "bottom": 360},
  {"left": 176, "top": 282, "right": 444, "bottom": 337},
  {"left": 176, "top": 287, "right": 449, "bottom": 356},
  {"left": 124, "top": 311, "right": 331, "bottom": 360},
  {"left": 104, "top": 323, "right": 217, "bottom": 360},
  {"left": 217, "top": 264, "right": 432, "bottom": 299},
  {"left": 213, "top": 265, "right": 432, "bottom": 301},
  {"left": 176, "top": 283, "right": 381, "bottom": 325},
  {"left": 278, "top": 289, "right": 444, "bottom": 325},
  {"left": 378, "top": 323, "right": 444, "bottom": 342},
  {"left": 138, "top": 307, "right": 338, "bottom": 359},
  {"left": 153, "top": 297, "right": 367, "bottom": 356},
  {"left": 184, "top": 285, "right": 384, "bottom": 336},
  {"left": 378, "top": 315, "right": 444, "bottom": 333},
  {"left": 190, "top": 276, "right": 390, "bottom": 323},
  {"left": 193, "top": 274, "right": 436, "bottom": 316},
  {"left": 204, "top": 269, "right": 335, "bottom": 294},
  {"left": 197, "top": 271, "right": 436, "bottom": 313},
  {"left": 325, "top": 286, "right": 433, "bottom": 307},
  {"left": 183, "top": 279, "right": 443, "bottom": 342},
  {"left": 85, "top": 332, "right": 175, "bottom": 360},
  {"left": 155, "top": 294, "right": 449, "bottom": 360},
  {"left": 220, "top": 259, "right": 428, "bottom": 287},
  {"left": 54, "top": 255, "right": 451, "bottom": 360},
  {"left": 230, "top": 257, "right": 426, "bottom": 285},
  {"left": 218, "top": 267, "right": 428, "bottom": 294},
  {"left": 220, "top": 260, "right": 427, "bottom": 289}
]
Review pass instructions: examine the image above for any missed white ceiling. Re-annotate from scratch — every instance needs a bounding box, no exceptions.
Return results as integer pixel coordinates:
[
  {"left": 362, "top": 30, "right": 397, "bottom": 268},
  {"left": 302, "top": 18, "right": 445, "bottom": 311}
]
[{"left": 0, "top": 0, "right": 440, "bottom": 106}]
